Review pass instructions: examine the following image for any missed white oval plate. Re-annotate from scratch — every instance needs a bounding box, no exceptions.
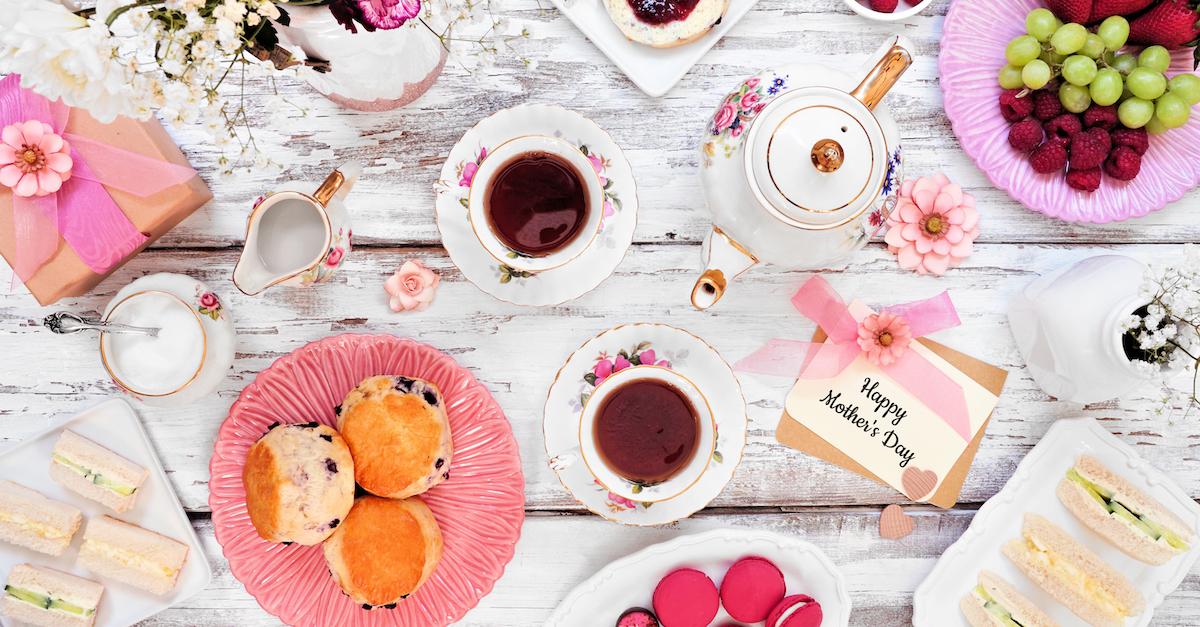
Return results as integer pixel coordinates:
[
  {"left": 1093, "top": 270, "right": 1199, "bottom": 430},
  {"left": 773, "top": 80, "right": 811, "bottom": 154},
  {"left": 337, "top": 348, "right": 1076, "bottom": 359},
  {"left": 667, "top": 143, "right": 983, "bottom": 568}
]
[
  {"left": 913, "top": 418, "right": 1200, "bottom": 627},
  {"left": 547, "top": 528, "right": 852, "bottom": 626}
]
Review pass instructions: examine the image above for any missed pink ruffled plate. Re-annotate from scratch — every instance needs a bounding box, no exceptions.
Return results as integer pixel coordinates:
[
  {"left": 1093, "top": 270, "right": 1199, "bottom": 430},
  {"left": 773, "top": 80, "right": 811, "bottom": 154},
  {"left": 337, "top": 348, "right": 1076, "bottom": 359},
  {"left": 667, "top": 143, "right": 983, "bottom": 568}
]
[
  {"left": 209, "top": 334, "right": 524, "bottom": 626},
  {"left": 940, "top": 0, "right": 1200, "bottom": 223}
]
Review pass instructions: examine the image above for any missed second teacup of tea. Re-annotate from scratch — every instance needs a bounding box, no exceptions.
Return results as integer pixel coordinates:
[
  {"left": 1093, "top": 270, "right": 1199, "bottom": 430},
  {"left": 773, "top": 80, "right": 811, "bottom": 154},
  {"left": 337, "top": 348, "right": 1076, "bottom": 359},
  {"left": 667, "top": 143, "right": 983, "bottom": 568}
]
[
  {"left": 552, "top": 365, "right": 716, "bottom": 504},
  {"left": 467, "top": 135, "right": 604, "bottom": 273}
]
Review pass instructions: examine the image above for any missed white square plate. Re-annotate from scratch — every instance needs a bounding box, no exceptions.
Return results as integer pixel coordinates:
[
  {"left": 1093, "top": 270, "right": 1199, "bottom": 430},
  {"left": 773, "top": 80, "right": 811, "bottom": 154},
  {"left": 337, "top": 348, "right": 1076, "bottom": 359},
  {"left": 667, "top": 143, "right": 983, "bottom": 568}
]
[
  {"left": 913, "top": 418, "right": 1200, "bottom": 627},
  {"left": 0, "top": 398, "right": 212, "bottom": 627},
  {"left": 549, "top": 0, "right": 760, "bottom": 97}
]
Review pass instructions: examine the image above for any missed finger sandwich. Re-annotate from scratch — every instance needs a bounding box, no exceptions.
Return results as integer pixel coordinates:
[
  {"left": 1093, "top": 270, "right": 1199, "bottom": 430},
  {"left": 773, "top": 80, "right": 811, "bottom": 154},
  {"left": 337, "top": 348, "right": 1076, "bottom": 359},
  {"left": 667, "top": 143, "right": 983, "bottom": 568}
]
[
  {"left": 0, "top": 480, "right": 83, "bottom": 556},
  {"left": 49, "top": 430, "right": 147, "bottom": 513},
  {"left": 1058, "top": 454, "right": 1193, "bottom": 565},
  {"left": 960, "top": 570, "right": 1059, "bottom": 627},
  {"left": 2, "top": 563, "right": 103, "bottom": 627},
  {"left": 78, "top": 516, "right": 188, "bottom": 596}
]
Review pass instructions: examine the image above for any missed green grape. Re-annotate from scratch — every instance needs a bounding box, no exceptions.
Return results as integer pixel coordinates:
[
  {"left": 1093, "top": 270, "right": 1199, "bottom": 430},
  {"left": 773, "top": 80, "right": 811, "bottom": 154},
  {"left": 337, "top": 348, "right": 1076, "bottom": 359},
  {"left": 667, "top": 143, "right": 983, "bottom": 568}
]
[
  {"left": 1006, "top": 35, "right": 1043, "bottom": 66},
  {"left": 1146, "top": 115, "right": 1169, "bottom": 134},
  {"left": 1081, "top": 34, "right": 1107, "bottom": 59},
  {"left": 999, "top": 64, "right": 1026, "bottom": 89},
  {"left": 1059, "top": 83, "right": 1092, "bottom": 113},
  {"left": 1138, "top": 46, "right": 1172, "bottom": 73},
  {"left": 1051, "top": 23, "right": 1088, "bottom": 55},
  {"left": 1127, "top": 67, "right": 1167, "bottom": 99},
  {"left": 1023, "top": 59, "right": 1053, "bottom": 89},
  {"left": 1040, "top": 50, "right": 1066, "bottom": 66},
  {"left": 1026, "top": 8, "right": 1059, "bottom": 42},
  {"left": 1097, "top": 16, "right": 1130, "bottom": 51},
  {"left": 1062, "top": 55, "right": 1098, "bottom": 86},
  {"left": 1110, "top": 53, "right": 1138, "bottom": 75},
  {"left": 1118, "top": 97, "right": 1155, "bottom": 128},
  {"left": 1155, "top": 92, "right": 1190, "bottom": 128},
  {"left": 1089, "top": 68, "right": 1124, "bottom": 106},
  {"left": 1169, "top": 73, "right": 1200, "bottom": 105}
]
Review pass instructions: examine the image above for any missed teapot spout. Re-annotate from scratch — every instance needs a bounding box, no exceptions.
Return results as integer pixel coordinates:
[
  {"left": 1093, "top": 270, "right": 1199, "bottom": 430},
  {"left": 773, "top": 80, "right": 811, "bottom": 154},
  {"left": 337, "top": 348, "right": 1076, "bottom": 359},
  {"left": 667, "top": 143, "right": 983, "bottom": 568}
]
[
  {"left": 691, "top": 227, "right": 758, "bottom": 310},
  {"left": 850, "top": 35, "right": 914, "bottom": 111}
]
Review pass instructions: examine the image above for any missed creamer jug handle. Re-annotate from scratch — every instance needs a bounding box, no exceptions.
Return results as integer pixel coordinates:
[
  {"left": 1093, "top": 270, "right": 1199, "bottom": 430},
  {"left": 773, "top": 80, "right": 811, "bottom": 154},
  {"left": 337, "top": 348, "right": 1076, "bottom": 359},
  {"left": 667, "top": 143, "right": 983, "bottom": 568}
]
[{"left": 313, "top": 162, "right": 363, "bottom": 207}]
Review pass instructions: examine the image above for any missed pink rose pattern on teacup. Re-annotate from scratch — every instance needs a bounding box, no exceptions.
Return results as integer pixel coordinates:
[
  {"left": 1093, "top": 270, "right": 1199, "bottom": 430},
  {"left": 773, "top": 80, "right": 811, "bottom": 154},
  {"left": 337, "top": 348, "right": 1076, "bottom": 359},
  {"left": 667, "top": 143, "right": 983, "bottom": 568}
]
[
  {"left": 385, "top": 259, "right": 440, "bottom": 312},
  {"left": 702, "top": 72, "right": 789, "bottom": 166},
  {"left": 195, "top": 286, "right": 223, "bottom": 320},
  {"left": 594, "top": 479, "right": 650, "bottom": 513},
  {"left": 301, "top": 227, "right": 351, "bottom": 285}
]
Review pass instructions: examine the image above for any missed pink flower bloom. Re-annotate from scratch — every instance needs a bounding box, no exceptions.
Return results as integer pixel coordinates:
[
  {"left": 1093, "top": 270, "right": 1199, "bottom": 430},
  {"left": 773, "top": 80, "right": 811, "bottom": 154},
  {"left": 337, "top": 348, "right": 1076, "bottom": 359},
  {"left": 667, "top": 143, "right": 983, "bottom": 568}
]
[
  {"left": 731, "top": 125, "right": 744, "bottom": 138},
  {"left": 325, "top": 246, "right": 345, "bottom": 267},
  {"left": 740, "top": 92, "right": 759, "bottom": 110},
  {"left": 385, "top": 259, "right": 440, "bottom": 312},
  {"left": 753, "top": 103, "right": 766, "bottom": 114},
  {"left": 356, "top": 0, "right": 421, "bottom": 30},
  {"left": 613, "top": 355, "right": 632, "bottom": 373},
  {"left": 745, "top": 77, "right": 761, "bottom": 89},
  {"left": 593, "top": 359, "right": 614, "bottom": 384},
  {"left": 712, "top": 103, "right": 737, "bottom": 133},
  {"left": 199, "top": 292, "right": 220, "bottom": 309},
  {"left": 638, "top": 349, "right": 656, "bottom": 365},
  {"left": 0, "top": 120, "right": 73, "bottom": 198},
  {"left": 587, "top": 154, "right": 608, "bottom": 187},
  {"left": 883, "top": 173, "right": 980, "bottom": 276},
  {"left": 857, "top": 312, "right": 913, "bottom": 367},
  {"left": 600, "top": 199, "right": 615, "bottom": 229},
  {"left": 459, "top": 161, "right": 479, "bottom": 188}
]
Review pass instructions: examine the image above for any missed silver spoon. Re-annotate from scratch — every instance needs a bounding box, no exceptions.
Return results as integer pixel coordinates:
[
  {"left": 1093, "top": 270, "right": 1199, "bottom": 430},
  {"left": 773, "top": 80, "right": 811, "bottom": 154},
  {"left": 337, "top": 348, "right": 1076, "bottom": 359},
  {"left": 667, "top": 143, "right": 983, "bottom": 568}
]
[{"left": 43, "top": 312, "right": 160, "bottom": 337}]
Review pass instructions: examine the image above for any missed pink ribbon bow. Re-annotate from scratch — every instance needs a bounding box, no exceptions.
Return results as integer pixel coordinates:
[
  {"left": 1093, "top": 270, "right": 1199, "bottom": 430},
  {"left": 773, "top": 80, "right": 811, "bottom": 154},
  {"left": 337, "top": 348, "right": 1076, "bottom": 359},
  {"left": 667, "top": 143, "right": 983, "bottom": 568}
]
[
  {"left": 735, "top": 275, "right": 972, "bottom": 441},
  {"left": 0, "top": 74, "right": 197, "bottom": 282}
]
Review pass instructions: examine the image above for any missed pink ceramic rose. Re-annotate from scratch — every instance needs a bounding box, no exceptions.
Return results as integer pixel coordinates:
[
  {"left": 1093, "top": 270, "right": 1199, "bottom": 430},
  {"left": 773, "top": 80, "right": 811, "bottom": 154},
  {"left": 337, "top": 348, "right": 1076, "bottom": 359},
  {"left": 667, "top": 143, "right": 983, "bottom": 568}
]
[
  {"left": 385, "top": 260, "right": 439, "bottom": 312},
  {"left": 0, "top": 120, "right": 73, "bottom": 197},
  {"left": 884, "top": 174, "right": 980, "bottom": 276}
]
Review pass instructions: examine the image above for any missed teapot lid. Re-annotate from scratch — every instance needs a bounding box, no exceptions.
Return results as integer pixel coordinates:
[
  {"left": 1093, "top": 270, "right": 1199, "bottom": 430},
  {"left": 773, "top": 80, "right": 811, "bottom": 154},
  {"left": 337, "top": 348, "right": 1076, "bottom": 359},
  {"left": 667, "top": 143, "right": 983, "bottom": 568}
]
[{"left": 744, "top": 87, "right": 889, "bottom": 229}]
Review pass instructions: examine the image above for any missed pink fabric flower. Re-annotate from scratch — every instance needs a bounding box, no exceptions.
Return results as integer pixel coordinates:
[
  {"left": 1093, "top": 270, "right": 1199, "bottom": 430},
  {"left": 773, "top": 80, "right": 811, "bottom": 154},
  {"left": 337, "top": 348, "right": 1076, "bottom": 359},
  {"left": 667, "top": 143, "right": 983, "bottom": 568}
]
[
  {"left": 712, "top": 103, "right": 737, "bottom": 133},
  {"left": 0, "top": 120, "right": 73, "bottom": 198},
  {"left": 857, "top": 312, "right": 913, "bottom": 367},
  {"left": 325, "top": 246, "right": 345, "bottom": 267},
  {"left": 883, "top": 174, "right": 980, "bottom": 276},
  {"left": 356, "top": 0, "right": 420, "bottom": 30},
  {"left": 385, "top": 259, "right": 439, "bottom": 312}
]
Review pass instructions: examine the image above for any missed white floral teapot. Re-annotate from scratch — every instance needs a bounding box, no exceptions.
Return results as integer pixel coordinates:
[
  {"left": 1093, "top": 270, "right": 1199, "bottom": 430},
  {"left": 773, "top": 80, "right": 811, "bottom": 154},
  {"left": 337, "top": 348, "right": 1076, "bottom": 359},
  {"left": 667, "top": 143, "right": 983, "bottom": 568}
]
[{"left": 693, "top": 36, "right": 914, "bottom": 309}]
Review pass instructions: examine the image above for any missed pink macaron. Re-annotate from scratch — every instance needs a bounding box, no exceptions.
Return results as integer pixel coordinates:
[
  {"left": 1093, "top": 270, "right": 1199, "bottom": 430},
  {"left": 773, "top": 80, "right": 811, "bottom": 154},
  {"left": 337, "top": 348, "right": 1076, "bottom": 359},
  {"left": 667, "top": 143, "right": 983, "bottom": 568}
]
[
  {"left": 765, "top": 594, "right": 822, "bottom": 627},
  {"left": 652, "top": 568, "right": 719, "bottom": 627},
  {"left": 616, "top": 606, "right": 660, "bottom": 627},
  {"left": 719, "top": 556, "right": 787, "bottom": 622}
]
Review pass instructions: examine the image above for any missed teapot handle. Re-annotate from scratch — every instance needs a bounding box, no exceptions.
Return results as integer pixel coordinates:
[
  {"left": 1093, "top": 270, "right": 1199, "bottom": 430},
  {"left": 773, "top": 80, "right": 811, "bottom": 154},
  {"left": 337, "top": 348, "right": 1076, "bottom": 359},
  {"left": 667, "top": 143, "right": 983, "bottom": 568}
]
[
  {"left": 691, "top": 227, "right": 758, "bottom": 311},
  {"left": 849, "top": 35, "right": 914, "bottom": 111}
]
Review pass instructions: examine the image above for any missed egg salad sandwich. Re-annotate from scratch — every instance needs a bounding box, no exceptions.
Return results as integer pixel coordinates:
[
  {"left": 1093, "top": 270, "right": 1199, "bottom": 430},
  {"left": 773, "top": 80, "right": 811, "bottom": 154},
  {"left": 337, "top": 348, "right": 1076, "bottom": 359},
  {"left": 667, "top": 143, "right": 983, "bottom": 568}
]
[
  {"left": 960, "top": 570, "right": 1059, "bottom": 627},
  {"left": 1058, "top": 454, "right": 1193, "bottom": 565},
  {"left": 1003, "top": 514, "right": 1144, "bottom": 627},
  {"left": 2, "top": 563, "right": 103, "bottom": 627},
  {"left": 49, "top": 430, "right": 147, "bottom": 513},
  {"left": 78, "top": 516, "right": 188, "bottom": 596},
  {"left": 0, "top": 480, "right": 82, "bottom": 556}
]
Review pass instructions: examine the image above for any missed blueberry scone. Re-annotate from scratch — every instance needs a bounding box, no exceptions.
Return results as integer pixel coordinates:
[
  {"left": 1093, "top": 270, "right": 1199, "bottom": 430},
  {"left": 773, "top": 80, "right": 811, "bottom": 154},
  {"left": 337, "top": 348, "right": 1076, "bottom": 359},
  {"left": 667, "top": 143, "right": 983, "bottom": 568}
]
[
  {"left": 242, "top": 422, "right": 355, "bottom": 545},
  {"left": 604, "top": 0, "right": 729, "bottom": 49},
  {"left": 336, "top": 375, "right": 453, "bottom": 499}
]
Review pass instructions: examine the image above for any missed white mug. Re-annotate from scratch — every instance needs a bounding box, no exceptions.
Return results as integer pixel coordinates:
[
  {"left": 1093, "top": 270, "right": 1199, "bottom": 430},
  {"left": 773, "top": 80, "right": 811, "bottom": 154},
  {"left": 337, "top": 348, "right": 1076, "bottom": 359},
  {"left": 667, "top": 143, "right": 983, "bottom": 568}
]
[
  {"left": 550, "top": 365, "right": 716, "bottom": 504},
  {"left": 467, "top": 135, "right": 604, "bottom": 274}
]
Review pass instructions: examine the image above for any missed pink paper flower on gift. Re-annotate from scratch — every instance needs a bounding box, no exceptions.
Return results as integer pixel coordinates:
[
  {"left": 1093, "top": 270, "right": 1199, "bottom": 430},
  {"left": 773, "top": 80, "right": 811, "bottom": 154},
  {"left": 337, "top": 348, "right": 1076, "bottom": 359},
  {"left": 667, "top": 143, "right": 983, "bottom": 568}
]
[
  {"left": 0, "top": 120, "right": 72, "bottom": 197},
  {"left": 385, "top": 259, "right": 439, "bottom": 312},
  {"left": 857, "top": 312, "right": 912, "bottom": 367},
  {"left": 884, "top": 174, "right": 979, "bottom": 276}
]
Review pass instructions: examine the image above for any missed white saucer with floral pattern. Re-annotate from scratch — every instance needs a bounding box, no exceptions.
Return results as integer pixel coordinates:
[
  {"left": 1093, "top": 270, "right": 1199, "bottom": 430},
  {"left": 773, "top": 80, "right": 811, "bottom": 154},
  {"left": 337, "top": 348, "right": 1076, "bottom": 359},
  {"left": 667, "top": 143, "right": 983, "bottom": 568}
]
[
  {"left": 435, "top": 104, "right": 638, "bottom": 307},
  {"left": 544, "top": 323, "right": 747, "bottom": 526}
]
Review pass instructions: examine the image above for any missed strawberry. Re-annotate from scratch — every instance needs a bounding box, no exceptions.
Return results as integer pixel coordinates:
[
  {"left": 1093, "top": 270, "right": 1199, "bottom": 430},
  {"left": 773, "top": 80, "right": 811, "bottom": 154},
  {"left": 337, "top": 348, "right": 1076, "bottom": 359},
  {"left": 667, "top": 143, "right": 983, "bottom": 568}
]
[
  {"left": 1046, "top": 0, "right": 1092, "bottom": 24},
  {"left": 1090, "top": 0, "right": 1156, "bottom": 22},
  {"left": 1128, "top": 0, "right": 1200, "bottom": 48},
  {"left": 869, "top": 0, "right": 899, "bottom": 12}
]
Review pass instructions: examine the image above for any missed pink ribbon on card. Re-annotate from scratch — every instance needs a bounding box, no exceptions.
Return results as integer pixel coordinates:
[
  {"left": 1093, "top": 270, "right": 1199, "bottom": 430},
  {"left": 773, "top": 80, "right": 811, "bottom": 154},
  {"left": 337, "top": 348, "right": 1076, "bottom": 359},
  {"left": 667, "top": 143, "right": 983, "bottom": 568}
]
[
  {"left": 735, "top": 275, "right": 972, "bottom": 441},
  {"left": 0, "top": 74, "right": 197, "bottom": 282}
]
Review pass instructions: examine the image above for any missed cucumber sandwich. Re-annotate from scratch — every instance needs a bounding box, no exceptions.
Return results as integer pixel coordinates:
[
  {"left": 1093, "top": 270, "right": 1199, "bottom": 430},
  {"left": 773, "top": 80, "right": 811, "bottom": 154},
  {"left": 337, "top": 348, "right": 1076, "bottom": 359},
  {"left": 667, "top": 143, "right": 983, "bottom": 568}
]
[
  {"left": 959, "top": 570, "right": 1059, "bottom": 627},
  {"left": 49, "top": 430, "right": 147, "bottom": 513},
  {"left": 1, "top": 563, "right": 103, "bottom": 627}
]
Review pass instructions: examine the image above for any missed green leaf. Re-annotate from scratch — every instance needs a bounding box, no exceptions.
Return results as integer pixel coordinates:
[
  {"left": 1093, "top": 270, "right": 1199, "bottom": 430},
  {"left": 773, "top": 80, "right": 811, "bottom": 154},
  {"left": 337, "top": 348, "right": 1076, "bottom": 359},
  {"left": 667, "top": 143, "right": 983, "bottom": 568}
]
[
  {"left": 583, "top": 372, "right": 597, "bottom": 386},
  {"left": 499, "top": 273, "right": 511, "bottom": 284},
  {"left": 579, "top": 145, "right": 589, "bottom": 156},
  {"left": 603, "top": 179, "right": 613, "bottom": 190},
  {"left": 631, "top": 484, "right": 642, "bottom": 494},
  {"left": 613, "top": 197, "right": 623, "bottom": 210},
  {"left": 580, "top": 393, "right": 591, "bottom": 406},
  {"left": 506, "top": 251, "right": 518, "bottom": 259},
  {"left": 642, "top": 502, "right": 653, "bottom": 509},
  {"left": 713, "top": 451, "right": 724, "bottom": 463},
  {"left": 458, "top": 197, "right": 469, "bottom": 209},
  {"left": 618, "top": 349, "right": 629, "bottom": 359},
  {"left": 629, "top": 355, "right": 641, "bottom": 365},
  {"left": 635, "top": 341, "right": 651, "bottom": 351}
]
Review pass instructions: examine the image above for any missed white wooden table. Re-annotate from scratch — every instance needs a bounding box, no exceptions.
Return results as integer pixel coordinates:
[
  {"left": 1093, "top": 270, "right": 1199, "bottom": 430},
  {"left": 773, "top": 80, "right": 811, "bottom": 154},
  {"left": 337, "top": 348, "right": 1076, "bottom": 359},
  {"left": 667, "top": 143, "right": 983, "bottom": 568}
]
[{"left": 2, "top": 0, "right": 1199, "bottom": 624}]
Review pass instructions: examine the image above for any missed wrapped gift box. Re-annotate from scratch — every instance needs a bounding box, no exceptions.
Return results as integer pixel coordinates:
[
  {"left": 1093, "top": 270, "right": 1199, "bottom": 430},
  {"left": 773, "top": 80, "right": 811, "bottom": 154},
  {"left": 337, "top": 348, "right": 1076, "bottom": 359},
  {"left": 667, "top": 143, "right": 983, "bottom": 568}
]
[{"left": 0, "top": 91, "right": 212, "bottom": 306}]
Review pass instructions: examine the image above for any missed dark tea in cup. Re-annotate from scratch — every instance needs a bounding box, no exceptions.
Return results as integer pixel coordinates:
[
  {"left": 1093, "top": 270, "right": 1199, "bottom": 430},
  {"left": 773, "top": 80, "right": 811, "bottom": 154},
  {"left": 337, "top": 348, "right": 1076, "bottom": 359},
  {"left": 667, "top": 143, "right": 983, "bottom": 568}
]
[
  {"left": 484, "top": 151, "right": 590, "bottom": 257},
  {"left": 593, "top": 378, "right": 700, "bottom": 484}
]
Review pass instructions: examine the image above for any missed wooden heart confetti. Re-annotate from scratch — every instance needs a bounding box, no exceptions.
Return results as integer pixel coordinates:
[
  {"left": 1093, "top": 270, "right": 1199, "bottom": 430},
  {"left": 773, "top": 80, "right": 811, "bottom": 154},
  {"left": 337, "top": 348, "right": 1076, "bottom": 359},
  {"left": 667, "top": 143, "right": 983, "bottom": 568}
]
[
  {"left": 902, "top": 466, "right": 938, "bottom": 502},
  {"left": 879, "top": 504, "right": 914, "bottom": 540}
]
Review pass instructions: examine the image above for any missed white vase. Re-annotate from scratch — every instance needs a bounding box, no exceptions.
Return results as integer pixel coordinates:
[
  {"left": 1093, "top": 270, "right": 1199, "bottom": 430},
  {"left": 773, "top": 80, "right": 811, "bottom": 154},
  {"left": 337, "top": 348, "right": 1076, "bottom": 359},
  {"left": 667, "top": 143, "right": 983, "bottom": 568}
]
[
  {"left": 275, "top": 6, "right": 447, "bottom": 111},
  {"left": 1007, "top": 255, "right": 1154, "bottom": 404}
]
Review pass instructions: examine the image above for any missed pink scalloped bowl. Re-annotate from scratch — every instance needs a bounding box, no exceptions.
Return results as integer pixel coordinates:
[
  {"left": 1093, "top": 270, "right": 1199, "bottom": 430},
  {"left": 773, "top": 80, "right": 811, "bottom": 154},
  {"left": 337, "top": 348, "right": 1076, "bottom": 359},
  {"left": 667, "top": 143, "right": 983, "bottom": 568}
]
[
  {"left": 209, "top": 334, "right": 524, "bottom": 626},
  {"left": 940, "top": 0, "right": 1200, "bottom": 223}
]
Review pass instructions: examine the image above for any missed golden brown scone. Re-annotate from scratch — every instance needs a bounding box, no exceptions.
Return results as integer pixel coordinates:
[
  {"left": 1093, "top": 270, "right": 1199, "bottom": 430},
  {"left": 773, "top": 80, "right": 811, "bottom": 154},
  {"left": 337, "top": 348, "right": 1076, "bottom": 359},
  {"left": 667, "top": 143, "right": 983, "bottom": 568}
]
[
  {"left": 242, "top": 422, "right": 355, "bottom": 545},
  {"left": 322, "top": 496, "right": 443, "bottom": 607},
  {"left": 337, "top": 376, "right": 453, "bottom": 499}
]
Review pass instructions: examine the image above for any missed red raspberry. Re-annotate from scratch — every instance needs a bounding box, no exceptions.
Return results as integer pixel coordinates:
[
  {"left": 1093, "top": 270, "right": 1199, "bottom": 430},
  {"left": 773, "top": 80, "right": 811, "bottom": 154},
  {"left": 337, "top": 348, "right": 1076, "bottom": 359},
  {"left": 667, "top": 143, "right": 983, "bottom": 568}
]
[
  {"left": 1104, "top": 146, "right": 1142, "bottom": 181},
  {"left": 1082, "top": 105, "right": 1119, "bottom": 130},
  {"left": 1044, "top": 114, "right": 1083, "bottom": 147},
  {"left": 1008, "top": 118, "right": 1045, "bottom": 152},
  {"left": 1029, "top": 142, "right": 1068, "bottom": 174},
  {"left": 869, "top": 0, "right": 899, "bottom": 11},
  {"left": 1066, "top": 167, "right": 1103, "bottom": 192},
  {"left": 999, "top": 90, "right": 1034, "bottom": 122},
  {"left": 1033, "top": 89, "right": 1064, "bottom": 121},
  {"left": 1069, "top": 128, "right": 1112, "bottom": 170},
  {"left": 1112, "top": 127, "right": 1149, "bottom": 155}
]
